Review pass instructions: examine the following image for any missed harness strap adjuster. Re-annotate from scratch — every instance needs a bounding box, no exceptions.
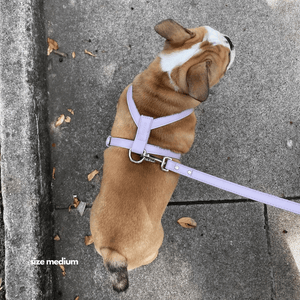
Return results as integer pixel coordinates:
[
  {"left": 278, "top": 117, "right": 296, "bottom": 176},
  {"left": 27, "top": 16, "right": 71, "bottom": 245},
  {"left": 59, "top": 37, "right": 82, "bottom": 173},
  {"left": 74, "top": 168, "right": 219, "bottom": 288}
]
[{"left": 161, "top": 156, "right": 172, "bottom": 172}]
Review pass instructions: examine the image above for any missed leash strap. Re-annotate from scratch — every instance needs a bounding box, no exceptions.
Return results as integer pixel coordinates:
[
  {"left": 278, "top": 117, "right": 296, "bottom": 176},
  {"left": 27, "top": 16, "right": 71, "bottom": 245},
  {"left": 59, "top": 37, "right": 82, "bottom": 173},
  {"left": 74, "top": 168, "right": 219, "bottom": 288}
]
[
  {"left": 107, "top": 85, "right": 300, "bottom": 214},
  {"left": 164, "top": 159, "right": 300, "bottom": 214}
]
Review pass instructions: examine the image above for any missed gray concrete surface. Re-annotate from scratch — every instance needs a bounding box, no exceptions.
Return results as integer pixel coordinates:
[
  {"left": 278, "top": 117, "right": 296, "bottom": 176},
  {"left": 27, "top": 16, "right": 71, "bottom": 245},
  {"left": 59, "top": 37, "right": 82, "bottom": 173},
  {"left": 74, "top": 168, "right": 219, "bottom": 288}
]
[
  {"left": 45, "top": 0, "right": 300, "bottom": 298},
  {"left": 0, "top": 166, "right": 5, "bottom": 300},
  {"left": 0, "top": 1, "right": 54, "bottom": 299},
  {"left": 0, "top": 0, "right": 300, "bottom": 299},
  {"left": 54, "top": 204, "right": 270, "bottom": 299}
]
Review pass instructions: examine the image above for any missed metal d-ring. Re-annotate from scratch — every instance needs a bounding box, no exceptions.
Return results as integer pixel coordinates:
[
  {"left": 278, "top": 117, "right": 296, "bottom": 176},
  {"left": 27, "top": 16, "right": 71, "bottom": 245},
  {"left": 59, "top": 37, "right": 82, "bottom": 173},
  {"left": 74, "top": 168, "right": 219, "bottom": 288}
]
[{"left": 128, "top": 149, "right": 146, "bottom": 164}]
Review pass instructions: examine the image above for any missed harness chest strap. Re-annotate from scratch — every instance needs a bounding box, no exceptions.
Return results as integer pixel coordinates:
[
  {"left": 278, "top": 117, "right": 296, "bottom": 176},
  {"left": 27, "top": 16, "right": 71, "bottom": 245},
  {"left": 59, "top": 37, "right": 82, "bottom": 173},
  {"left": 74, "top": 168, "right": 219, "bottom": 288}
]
[{"left": 107, "top": 85, "right": 300, "bottom": 215}]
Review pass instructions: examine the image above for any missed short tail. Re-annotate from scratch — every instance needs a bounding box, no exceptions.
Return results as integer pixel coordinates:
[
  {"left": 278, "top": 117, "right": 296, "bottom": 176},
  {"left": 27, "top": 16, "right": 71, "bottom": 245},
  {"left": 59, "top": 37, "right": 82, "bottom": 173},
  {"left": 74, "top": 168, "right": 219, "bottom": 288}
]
[{"left": 101, "top": 248, "right": 129, "bottom": 293}]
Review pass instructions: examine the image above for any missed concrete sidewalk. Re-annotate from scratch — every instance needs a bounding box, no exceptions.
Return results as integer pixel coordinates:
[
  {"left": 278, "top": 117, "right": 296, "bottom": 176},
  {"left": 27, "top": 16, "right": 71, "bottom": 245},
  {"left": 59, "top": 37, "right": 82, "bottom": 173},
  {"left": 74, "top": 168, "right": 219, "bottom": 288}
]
[{"left": 1, "top": 0, "right": 300, "bottom": 299}]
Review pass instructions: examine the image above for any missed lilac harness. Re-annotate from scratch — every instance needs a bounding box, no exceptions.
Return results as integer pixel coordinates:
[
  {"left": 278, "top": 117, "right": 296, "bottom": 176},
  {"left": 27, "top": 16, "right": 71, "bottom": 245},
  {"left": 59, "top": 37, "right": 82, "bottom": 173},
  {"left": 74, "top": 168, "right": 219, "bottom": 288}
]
[{"left": 106, "top": 85, "right": 300, "bottom": 215}]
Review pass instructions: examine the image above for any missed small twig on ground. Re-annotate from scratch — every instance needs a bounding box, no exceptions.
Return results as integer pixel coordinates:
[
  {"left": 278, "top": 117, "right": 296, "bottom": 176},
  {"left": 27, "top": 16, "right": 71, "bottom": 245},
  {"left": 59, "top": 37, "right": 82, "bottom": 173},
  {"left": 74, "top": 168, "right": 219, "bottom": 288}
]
[{"left": 53, "top": 50, "right": 68, "bottom": 58}]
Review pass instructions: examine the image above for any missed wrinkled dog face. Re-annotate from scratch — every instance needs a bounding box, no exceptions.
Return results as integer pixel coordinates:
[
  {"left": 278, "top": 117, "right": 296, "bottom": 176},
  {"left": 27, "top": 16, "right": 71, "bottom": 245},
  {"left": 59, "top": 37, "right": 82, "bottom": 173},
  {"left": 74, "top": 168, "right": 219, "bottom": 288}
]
[
  {"left": 155, "top": 20, "right": 235, "bottom": 100},
  {"left": 203, "top": 26, "right": 235, "bottom": 70}
]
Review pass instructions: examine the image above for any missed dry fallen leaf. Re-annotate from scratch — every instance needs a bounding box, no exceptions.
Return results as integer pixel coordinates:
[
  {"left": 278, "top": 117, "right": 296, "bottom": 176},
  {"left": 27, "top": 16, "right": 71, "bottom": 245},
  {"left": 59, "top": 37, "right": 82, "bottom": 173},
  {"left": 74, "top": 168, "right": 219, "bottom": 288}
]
[
  {"left": 52, "top": 167, "right": 56, "bottom": 180},
  {"left": 69, "top": 195, "right": 80, "bottom": 211},
  {"left": 84, "top": 49, "right": 97, "bottom": 57},
  {"left": 177, "top": 217, "right": 197, "bottom": 229},
  {"left": 47, "top": 38, "right": 59, "bottom": 56},
  {"left": 54, "top": 235, "right": 60, "bottom": 241},
  {"left": 88, "top": 170, "right": 99, "bottom": 181},
  {"left": 55, "top": 114, "right": 65, "bottom": 127},
  {"left": 59, "top": 264, "right": 66, "bottom": 276},
  {"left": 68, "top": 195, "right": 86, "bottom": 215},
  {"left": 74, "top": 296, "right": 79, "bottom": 300},
  {"left": 67, "top": 108, "right": 75, "bottom": 115},
  {"left": 85, "top": 235, "right": 94, "bottom": 246},
  {"left": 72, "top": 52, "right": 76, "bottom": 59},
  {"left": 65, "top": 116, "right": 71, "bottom": 123}
]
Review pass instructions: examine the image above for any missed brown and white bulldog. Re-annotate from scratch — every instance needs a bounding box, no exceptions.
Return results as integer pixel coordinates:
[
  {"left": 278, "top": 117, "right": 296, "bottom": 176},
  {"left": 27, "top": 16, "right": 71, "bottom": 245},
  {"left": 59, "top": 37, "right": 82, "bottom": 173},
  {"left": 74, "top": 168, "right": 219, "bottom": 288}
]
[{"left": 90, "top": 19, "right": 235, "bottom": 292}]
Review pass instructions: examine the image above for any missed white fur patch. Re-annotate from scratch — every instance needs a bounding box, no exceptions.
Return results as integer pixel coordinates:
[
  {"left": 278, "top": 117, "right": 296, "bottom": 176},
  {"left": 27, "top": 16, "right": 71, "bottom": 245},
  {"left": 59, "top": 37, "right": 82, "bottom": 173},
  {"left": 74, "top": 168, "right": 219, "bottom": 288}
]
[
  {"left": 203, "top": 26, "right": 230, "bottom": 49},
  {"left": 159, "top": 42, "right": 202, "bottom": 90},
  {"left": 204, "top": 26, "right": 235, "bottom": 70},
  {"left": 159, "top": 42, "right": 202, "bottom": 73},
  {"left": 158, "top": 26, "right": 235, "bottom": 88}
]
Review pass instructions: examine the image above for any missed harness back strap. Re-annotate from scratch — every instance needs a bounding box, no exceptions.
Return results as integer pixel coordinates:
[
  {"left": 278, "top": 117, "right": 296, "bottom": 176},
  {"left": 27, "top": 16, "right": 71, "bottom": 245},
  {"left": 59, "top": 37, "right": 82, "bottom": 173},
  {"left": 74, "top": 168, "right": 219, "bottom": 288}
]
[{"left": 107, "top": 85, "right": 194, "bottom": 160}]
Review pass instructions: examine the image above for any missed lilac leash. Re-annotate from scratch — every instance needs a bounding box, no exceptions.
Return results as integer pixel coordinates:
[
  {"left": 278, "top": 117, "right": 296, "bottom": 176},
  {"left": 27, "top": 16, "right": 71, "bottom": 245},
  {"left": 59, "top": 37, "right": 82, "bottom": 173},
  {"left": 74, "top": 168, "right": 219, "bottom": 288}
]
[
  {"left": 107, "top": 85, "right": 300, "bottom": 215},
  {"left": 165, "top": 160, "right": 300, "bottom": 214}
]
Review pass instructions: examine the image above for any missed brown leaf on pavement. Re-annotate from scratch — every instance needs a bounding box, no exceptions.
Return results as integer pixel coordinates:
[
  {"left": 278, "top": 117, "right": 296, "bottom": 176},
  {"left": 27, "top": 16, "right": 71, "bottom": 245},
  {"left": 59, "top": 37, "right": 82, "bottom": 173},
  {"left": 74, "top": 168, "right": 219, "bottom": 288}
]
[
  {"left": 52, "top": 167, "right": 56, "bottom": 180},
  {"left": 72, "top": 52, "right": 76, "bottom": 59},
  {"left": 65, "top": 116, "right": 71, "bottom": 123},
  {"left": 47, "top": 38, "right": 59, "bottom": 56},
  {"left": 177, "top": 217, "right": 197, "bottom": 229},
  {"left": 55, "top": 114, "right": 65, "bottom": 127},
  {"left": 54, "top": 235, "right": 60, "bottom": 241},
  {"left": 84, "top": 49, "right": 97, "bottom": 57},
  {"left": 59, "top": 264, "right": 66, "bottom": 276},
  {"left": 69, "top": 195, "right": 80, "bottom": 211},
  {"left": 88, "top": 170, "right": 99, "bottom": 181}
]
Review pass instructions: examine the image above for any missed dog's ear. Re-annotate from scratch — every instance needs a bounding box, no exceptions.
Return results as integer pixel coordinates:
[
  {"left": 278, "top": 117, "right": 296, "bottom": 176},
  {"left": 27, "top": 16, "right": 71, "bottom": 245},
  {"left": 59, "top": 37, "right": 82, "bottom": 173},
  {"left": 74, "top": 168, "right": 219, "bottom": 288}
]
[
  {"left": 154, "top": 19, "right": 195, "bottom": 47},
  {"left": 186, "top": 61, "right": 210, "bottom": 102}
]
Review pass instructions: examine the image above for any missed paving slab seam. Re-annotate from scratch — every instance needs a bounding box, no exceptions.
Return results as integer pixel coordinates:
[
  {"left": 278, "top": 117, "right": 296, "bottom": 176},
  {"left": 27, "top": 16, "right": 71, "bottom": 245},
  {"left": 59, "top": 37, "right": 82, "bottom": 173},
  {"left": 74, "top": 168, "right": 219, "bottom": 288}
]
[
  {"left": 54, "top": 199, "right": 254, "bottom": 210},
  {"left": 263, "top": 204, "right": 276, "bottom": 300},
  {"left": 168, "top": 199, "right": 255, "bottom": 206},
  {"left": 54, "top": 197, "right": 300, "bottom": 210}
]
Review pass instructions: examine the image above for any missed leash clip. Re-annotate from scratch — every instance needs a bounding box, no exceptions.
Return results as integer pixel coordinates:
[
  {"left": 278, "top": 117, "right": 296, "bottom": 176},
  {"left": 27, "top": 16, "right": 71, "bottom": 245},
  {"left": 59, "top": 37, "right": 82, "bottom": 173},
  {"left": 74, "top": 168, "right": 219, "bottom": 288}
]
[
  {"left": 144, "top": 152, "right": 172, "bottom": 172},
  {"left": 128, "top": 149, "right": 172, "bottom": 172},
  {"left": 134, "top": 150, "right": 172, "bottom": 172}
]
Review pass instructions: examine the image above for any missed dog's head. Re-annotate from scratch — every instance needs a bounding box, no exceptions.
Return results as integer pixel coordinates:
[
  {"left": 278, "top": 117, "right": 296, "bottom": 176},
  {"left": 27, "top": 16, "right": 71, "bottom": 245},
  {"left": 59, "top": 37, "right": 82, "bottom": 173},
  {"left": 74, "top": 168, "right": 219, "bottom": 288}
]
[{"left": 155, "top": 19, "right": 235, "bottom": 102}]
